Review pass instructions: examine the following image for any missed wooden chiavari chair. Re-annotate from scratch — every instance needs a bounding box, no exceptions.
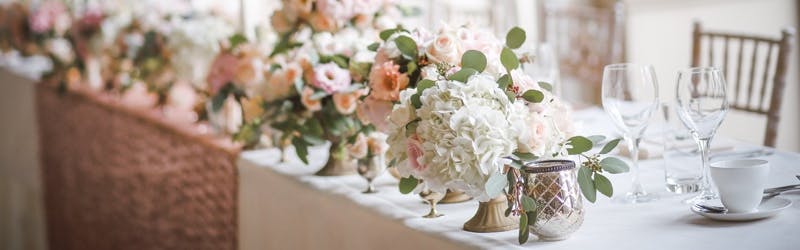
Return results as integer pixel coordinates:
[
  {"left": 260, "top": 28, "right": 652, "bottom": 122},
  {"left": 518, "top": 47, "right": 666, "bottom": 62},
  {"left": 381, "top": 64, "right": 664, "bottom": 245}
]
[{"left": 691, "top": 21, "right": 795, "bottom": 147}]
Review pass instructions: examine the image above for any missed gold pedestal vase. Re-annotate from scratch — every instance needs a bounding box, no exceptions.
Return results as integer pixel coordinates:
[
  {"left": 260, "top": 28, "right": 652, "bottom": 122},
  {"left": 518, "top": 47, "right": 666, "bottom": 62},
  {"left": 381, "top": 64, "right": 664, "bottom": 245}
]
[
  {"left": 440, "top": 189, "right": 472, "bottom": 204},
  {"left": 522, "top": 160, "right": 584, "bottom": 241},
  {"left": 463, "top": 196, "right": 518, "bottom": 233}
]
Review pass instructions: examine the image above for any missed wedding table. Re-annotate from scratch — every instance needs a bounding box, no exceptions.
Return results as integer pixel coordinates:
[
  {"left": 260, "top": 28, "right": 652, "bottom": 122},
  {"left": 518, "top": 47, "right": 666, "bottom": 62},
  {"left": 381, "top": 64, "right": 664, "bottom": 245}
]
[{"left": 239, "top": 108, "right": 799, "bottom": 250}]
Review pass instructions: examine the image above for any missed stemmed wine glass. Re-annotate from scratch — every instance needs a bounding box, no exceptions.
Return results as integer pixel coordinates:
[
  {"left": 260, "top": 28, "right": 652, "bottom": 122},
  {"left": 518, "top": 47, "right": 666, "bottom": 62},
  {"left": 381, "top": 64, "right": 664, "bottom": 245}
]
[
  {"left": 675, "top": 67, "right": 729, "bottom": 204},
  {"left": 602, "top": 63, "right": 660, "bottom": 203}
]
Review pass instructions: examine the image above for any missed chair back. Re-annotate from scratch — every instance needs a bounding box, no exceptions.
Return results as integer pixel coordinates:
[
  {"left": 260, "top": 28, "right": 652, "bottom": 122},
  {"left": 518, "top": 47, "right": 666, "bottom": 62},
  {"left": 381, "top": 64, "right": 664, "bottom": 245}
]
[{"left": 691, "top": 21, "right": 795, "bottom": 147}]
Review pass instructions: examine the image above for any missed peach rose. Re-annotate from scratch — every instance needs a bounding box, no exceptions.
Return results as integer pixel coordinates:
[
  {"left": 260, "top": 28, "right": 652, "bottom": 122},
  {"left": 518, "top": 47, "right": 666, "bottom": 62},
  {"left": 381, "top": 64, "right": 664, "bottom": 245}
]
[
  {"left": 300, "top": 86, "right": 322, "bottom": 111},
  {"left": 241, "top": 96, "right": 265, "bottom": 123},
  {"left": 368, "top": 61, "right": 408, "bottom": 101},
  {"left": 332, "top": 90, "right": 362, "bottom": 114},
  {"left": 356, "top": 95, "right": 393, "bottom": 132},
  {"left": 234, "top": 57, "right": 263, "bottom": 87},
  {"left": 347, "top": 133, "right": 368, "bottom": 159},
  {"left": 270, "top": 10, "right": 293, "bottom": 34},
  {"left": 367, "top": 132, "right": 389, "bottom": 155},
  {"left": 308, "top": 12, "right": 338, "bottom": 33}
]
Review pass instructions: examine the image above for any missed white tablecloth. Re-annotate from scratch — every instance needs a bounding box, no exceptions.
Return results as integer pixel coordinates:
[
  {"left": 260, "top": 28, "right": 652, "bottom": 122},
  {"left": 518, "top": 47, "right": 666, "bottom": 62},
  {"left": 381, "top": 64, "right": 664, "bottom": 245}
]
[{"left": 238, "top": 108, "right": 800, "bottom": 250}]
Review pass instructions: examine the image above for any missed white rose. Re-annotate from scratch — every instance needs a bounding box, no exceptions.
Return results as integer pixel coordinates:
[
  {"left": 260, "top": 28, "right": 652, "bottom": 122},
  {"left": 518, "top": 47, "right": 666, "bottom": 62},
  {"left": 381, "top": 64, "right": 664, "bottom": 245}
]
[{"left": 425, "top": 32, "right": 462, "bottom": 65}]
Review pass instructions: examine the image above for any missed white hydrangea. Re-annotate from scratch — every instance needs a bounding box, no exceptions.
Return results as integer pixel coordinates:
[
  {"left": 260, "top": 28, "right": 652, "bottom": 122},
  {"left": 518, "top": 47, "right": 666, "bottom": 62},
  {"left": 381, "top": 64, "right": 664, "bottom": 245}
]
[
  {"left": 168, "top": 15, "right": 235, "bottom": 88},
  {"left": 390, "top": 73, "right": 530, "bottom": 201}
]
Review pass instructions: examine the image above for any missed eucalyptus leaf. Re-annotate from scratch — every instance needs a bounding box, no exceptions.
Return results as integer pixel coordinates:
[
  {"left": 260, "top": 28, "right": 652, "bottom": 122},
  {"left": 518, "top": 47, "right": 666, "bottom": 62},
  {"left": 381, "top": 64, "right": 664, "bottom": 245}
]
[
  {"left": 229, "top": 33, "right": 248, "bottom": 48},
  {"left": 513, "top": 152, "right": 538, "bottom": 161},
  {"left": 367, "top": 42, "right": 380, "bottom": 52},
  {"left": 379, "top": 29, "right": 399, "bottom": 41},
  {"left": 291, "top": 137, "right": 309, "bottom": 165},
  {"left": 410, "top": 93, "right": 422, "bottom": 108},
  {"left": 594, "top": 173, "right": 613, "bottom": 197},
  {"left": 518, "top": 212, "right": 529, "bottom": 244},
  {"left": 600, "top": 157, "right": 629, "bottom": 174},
  {"left": 566, "top": 136, "right": 593, "bottom": 155},
  {"left": 521, "top": 195, "right": 537, "bottom": 212},
  {"left": 521, "top": 90, "right": 544, "bottom": 103},
  {"left": 394, "top": 36, "right": 418, "bottom": 59},
  {"left": 406, "top": 61, "right": 417, "bottom": 74},
  {"left": 307, "top": 119, "right": 324, "bottom": 137},
  {"left": 501, "top": 47, "right": 520, "bottom": 71},
  {"left": 331, "top": 55, "right": 348, "bottom": 68},
  {"left": 537, "top": 81, "right": 553, "bottom": 92},
  {"left": 587, "top": 135, "right": 606, "bottom": 145},
  {"left": 302, "top": 134, "right": 325, "bottom": 145},
  {"left": 506, "top": 26, "right": 526, "bottom": 49},
  {"left": 448, "top": 68, "right": 478, "bottom": 83},
  {"left": 485, "top": 171, "right": 508, "bottom": 198},
  {"left": 577, "top": 166, "right": 596, "bottom": 202},
  {"left": 416, "top": 79, "right": 435, "bottom": 93},
  {"left": 399, "top": 176, "right": 419, "bottom": 194},
  {"left": 461, "top": 50, "right": 487, "bottom": 72},
  {"left": 497, "top": 74, "right": 512, "bottom": 89},
  {"left": 526, "top": 211, "right": 538, "bottom": 226},
  {"left": 600, "top": 138, "right": 622, "bottom": 154},
  {"left": 505, "top": 91, "right": 516, "bottom": 102}
]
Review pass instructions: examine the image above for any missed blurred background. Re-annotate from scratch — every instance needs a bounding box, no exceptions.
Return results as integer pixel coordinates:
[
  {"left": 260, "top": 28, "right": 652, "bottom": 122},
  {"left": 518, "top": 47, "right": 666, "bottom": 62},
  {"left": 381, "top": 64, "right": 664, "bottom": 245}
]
[{"left": 1, "top": 0, "right": 798, "bottom": 249}]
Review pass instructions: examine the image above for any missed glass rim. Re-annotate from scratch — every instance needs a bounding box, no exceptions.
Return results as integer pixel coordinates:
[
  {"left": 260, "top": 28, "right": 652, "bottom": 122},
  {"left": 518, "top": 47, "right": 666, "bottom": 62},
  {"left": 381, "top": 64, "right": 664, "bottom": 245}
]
[
  {"left": 677, "top": 66, "right": 722, "bottom": 74},
  {"left": 603, "top": 63, "right": 654, "bottom": 70}
]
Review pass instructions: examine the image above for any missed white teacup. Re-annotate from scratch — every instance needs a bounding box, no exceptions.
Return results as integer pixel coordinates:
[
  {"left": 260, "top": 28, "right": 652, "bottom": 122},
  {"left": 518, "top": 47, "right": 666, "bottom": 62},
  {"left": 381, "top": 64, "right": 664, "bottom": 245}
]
[{"left": 709, "top": 159, "right": 770, "bottom": 213}]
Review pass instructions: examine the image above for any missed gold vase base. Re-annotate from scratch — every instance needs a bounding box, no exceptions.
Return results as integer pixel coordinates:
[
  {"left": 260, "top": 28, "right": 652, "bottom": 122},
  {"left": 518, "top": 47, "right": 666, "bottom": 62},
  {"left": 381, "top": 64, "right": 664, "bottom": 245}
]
[
  {"left": 440, "top": 190, "right": 472, "bottom": 204},
  {"left": 315, "top": 160, "right": 357, "bottom": 176},
  {"left": 463, "top": 196, "right": 518, "bottom": 233}
]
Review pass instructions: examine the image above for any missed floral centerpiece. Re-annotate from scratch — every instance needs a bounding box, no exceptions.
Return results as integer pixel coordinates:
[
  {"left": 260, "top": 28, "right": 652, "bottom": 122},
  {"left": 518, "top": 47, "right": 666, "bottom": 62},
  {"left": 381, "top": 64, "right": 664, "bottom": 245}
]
[
  {"left": 377, "top": 26, "right": 629, "bottom": 242},
  {"left": 23, "top": 1, "right": 75, "bottom": 79},
  {"left": 236, "top": 0, "right": 406, "bottom": 175}
]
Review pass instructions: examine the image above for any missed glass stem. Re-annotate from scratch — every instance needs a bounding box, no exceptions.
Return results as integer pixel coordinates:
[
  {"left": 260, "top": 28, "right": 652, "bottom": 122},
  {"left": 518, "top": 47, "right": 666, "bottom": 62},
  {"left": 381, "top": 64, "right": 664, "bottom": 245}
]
[
  {"left": 697, "top": 138, "right": 712, "bottom": 193},
  {"left": 626, "top": 135, "right": 645, "bottom": 196}
]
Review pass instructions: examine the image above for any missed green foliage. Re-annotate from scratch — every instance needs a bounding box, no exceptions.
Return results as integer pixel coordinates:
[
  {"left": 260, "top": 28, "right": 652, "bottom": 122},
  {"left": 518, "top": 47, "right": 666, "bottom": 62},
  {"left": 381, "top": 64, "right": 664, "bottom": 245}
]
[
  {"left": 229, "top": 33, "right": 248, "bottom": 49},
  {"left": 485, "top": 171, "right": 508, "bottom": 198},
  {"left": 538, "top": 81, "right": 553, "bottom": 92},
  {"left": 566, "top": 136, "right": 593, "bottom": 155},
  {"left": 600, "top": 138, "right": 622, "bottom": 154},
  {"left": 506, "top": 27, "right": 527, "bottom": 49},
  {"left": 461, "top": 50, "right": 487, "bottom": 72},
  {"left": 519, "top": 212, "right": 529, "bottom": 244},
  {"left": 521, "top": 89, "right": 544, "bottom": 103},
  {"left": 291, "top": 137, "right": 310, "bottom": 165},
  {"left": 513, "top": 152, "right": 538, "bottom": 162},
  {"left": 600, "top": 157, "right": 629, "bottom": 174},
  {"left": 448, "top": 68, "right": 479, "bottom": 83},
  {"left": 399, "top": 176, "right": 419, "bottom": 194},
  {"left": 577, "top": 166, "right": 596, "bottom": 202},
  {"left": 367, "top": 42, "right": 380, "bottom": 52},
  {"left": 501, "top": 47, "right": 520, "bottom": 71},
  {"left": 394, "top": 36, "right": 418, "bottom": 59},
  {"left": 497, "top": 74, "right": 512, "bottom": 89},
  {"left": 594, "top": 173, "right": 613, "bottom": 197}
]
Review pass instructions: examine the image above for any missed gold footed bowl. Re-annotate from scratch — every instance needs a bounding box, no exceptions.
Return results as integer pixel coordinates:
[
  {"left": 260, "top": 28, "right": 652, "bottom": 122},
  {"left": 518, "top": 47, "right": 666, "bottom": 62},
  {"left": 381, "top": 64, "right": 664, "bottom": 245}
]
[
  {"left": 440, "top": 189, "right": 472, "bottom": 204},
  {"left": 463, "top": 196, "right": 518, "bottom": 233}
]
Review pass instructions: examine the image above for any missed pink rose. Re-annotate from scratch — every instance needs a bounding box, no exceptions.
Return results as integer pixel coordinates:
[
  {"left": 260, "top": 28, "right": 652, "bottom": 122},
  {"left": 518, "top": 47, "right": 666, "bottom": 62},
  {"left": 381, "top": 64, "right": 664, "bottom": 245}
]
[
  {"left": 121, "top": 82, "right": 157, "bottom": 109},
  {"left": 206, "top": 52, "right": 238, "bottom": 95},
  {"left": 29, "top": 1, "right": 68, "bottom": 33},
  {"left": 367, "top": 61, "right": 409, "bottom": 101},
  {"left": 300, "top": 86, "right": 322, "bottom": 111},
  {"left": 312, "top": 62, "right": 351, "bottom": 94},
  {"left": 356, "top": 95, "right": 393, "bottom": 132},
  {"left": 406, "top": 134, "right": 427, "bottom": 172},
  {"left": 316, "top": 0, "right": 354, "bottom": 20}
]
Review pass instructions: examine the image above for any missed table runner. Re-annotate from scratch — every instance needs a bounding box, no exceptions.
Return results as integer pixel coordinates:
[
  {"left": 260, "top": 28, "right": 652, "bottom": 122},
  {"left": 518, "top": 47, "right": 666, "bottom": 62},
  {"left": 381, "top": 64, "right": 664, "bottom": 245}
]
[
  {"left": 239, "top": 108, "right": 800, "bottom": 250},
  {"left": 36, "top": 84, "right": 241, "bottom": 250}
]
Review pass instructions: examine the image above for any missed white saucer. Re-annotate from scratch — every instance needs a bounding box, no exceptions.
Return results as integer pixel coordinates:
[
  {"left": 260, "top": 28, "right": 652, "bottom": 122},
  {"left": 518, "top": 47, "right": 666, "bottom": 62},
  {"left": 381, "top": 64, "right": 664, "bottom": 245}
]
[{"left": 691, "top": 197, "right": 793, "bottom": 221}]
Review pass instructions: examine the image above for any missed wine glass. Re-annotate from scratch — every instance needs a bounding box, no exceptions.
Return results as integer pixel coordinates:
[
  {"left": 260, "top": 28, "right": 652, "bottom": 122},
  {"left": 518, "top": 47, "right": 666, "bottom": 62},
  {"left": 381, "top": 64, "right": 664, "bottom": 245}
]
[
  {"left": 675, "top": 67, "right": 729, "bottom": 204},
  {"left": 419, "top": 189, "right": 445, "bottom": 218},
  {"left": 601, "top": 63, "right": 660, "bottom": 203},
  {"left": 356, "top": 154, "right": 386, "bottom": 194}
]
